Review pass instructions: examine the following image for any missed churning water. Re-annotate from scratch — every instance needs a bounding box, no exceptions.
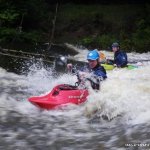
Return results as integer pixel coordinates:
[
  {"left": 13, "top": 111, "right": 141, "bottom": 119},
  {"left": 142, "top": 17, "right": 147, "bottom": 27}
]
[{"left": 0, "top": 50, "right": 150, "bottom": 150}]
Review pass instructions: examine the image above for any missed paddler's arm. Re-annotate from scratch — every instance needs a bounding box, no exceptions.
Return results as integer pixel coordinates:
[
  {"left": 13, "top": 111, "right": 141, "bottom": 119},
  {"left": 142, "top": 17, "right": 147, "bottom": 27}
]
[{"left": 67, "top": 62, "right": 89, "bottom": 74}]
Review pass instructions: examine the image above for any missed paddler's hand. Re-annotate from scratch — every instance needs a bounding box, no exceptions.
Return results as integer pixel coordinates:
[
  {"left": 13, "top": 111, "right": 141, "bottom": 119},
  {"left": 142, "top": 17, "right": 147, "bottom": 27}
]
[{"left": 67, "top": 63, "right": 73, "bottom": 72}]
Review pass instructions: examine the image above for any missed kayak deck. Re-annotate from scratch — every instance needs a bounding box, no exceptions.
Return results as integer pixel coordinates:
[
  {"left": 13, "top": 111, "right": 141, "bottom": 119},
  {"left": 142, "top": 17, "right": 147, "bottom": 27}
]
[
  {"left": 28, "top": 84, "right": 89, "bottom": 110},
  {"left": 101, "top": 63, "right": 138, "bottom": 70}
]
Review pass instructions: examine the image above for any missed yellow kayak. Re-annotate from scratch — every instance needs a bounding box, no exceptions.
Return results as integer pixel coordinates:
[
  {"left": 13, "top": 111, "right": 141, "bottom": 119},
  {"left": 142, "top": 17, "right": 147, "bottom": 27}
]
[
  {"left": 101, "top": 64, "right": 115, "bottom": 70},
  {"left": 101, "top": 63, "right": 138, "bottom": 70}
]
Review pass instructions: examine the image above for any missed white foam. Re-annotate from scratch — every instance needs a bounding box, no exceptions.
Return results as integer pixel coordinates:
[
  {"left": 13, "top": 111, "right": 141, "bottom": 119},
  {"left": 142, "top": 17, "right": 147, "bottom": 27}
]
[{"left": 0, "top": 49, "right": 150, "bottom": 125}]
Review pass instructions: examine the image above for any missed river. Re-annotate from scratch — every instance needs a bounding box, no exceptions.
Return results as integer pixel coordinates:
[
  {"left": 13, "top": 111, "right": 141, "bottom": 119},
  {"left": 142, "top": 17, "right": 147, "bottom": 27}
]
[{"left": 0, "top": 49, "right": 150, "bottom": 150}]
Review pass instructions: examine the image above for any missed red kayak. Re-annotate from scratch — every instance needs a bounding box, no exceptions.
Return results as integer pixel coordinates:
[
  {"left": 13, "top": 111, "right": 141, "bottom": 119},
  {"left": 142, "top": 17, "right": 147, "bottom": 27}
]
[{"left": 28, "top": 84, "right": 89, "bottom": 110}]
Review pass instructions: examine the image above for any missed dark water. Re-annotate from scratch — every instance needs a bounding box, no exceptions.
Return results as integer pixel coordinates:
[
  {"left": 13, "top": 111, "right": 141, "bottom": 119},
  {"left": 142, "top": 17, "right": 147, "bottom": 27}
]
[{"left": 0, "top": 51, "right": 150, "bottom": 150}]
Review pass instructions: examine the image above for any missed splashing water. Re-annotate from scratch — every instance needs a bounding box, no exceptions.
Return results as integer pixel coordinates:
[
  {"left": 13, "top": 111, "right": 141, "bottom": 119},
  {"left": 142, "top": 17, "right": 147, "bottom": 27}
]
[{"left": 0, "top": 51, "right": 150, "bottom": 149}]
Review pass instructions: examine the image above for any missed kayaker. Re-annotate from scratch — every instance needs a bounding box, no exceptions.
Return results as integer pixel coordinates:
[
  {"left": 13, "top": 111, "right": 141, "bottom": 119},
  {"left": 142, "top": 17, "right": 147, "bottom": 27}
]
[
  {"left": 67, "top": 49, "right": 107, "bottom": 90},
  {"left": 107, "top": 42, "right": 128, "bottom": 67}
]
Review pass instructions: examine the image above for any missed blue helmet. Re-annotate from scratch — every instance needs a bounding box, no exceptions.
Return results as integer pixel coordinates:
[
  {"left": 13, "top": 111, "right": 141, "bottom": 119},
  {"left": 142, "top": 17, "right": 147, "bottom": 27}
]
[{"left": 87, "top": 49, "right": 99, "bottom": 60}]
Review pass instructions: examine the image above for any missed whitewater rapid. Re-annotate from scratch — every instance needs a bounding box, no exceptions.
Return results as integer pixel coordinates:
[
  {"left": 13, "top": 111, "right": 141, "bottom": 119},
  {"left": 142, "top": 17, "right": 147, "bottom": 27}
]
[{"left": 0, "top": 51, "right": 150, "bottom": 149}]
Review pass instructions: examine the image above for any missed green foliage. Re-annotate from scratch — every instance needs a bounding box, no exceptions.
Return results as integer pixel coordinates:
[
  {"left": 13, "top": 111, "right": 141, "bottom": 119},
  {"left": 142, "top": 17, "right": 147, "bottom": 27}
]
[
  {"left": 21, "top": 31, "right": 42, "bottom": 43},
  {"left": 0, "top": 1, "right": 149, "bottom": 52},
  {"left": 80, "top": 35, "right": 116, "bottom": 49},
  {"left": 0, "top": 27, "right": 17, "bottom": 42},
  {"left": 132, "top": 27, "right": 150, "bottom": 52},
  {"left": 96, "top": 35, "right": 116, "bottom": 49},
  {"left": 81, "top": 37, "right": 94, "bottom": 47},
  {"left": 120, "top": 39, "right": 133, "bottom": 51},
  {"left": 0, "top": 9, "right": 19, "bottom": 22},
  {"left": 0, "top": 27, "right": 43, "bottom": 50}
]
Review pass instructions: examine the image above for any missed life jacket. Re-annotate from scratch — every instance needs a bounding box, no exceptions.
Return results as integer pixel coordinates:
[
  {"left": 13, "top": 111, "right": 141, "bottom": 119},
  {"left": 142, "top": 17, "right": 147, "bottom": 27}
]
[
  {"left": 114, "top": 50, "right": 128, "bottom": 67},
  {"left": 71, "top": 63, "right": 107, "bottom": 90},
  {"left": 92, "top": 64, "right": 107, "bottom": 80}
]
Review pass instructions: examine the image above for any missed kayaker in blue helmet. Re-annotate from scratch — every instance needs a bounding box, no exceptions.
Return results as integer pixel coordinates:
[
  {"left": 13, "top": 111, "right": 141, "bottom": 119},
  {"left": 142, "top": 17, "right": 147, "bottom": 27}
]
[
  {"left": 67, "top": 49, "right": 107, "bottom": 90},
  {"left": 86, "top": 49, "right": 107, "bottom": 79},
  {"left": 108, "top": 42, "right": 128, "bottom": 67}
]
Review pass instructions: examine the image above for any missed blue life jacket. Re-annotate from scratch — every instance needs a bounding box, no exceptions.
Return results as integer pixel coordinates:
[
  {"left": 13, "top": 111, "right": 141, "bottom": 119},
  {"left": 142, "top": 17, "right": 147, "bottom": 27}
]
[
  {"left": 79, "top": 64, "right": 107, "bottom": 80},
  {"left": 78, "top": 64, "right": 107, "bottom": 90},
  {"left": 114, "top": 50, "right": 128, "bottom": 67},
  {"left": 71, "top": 63, "right": 107, "bottom": 90},
  {"left": 92, "top": 65, "right": 107, "bottom": 80}
]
